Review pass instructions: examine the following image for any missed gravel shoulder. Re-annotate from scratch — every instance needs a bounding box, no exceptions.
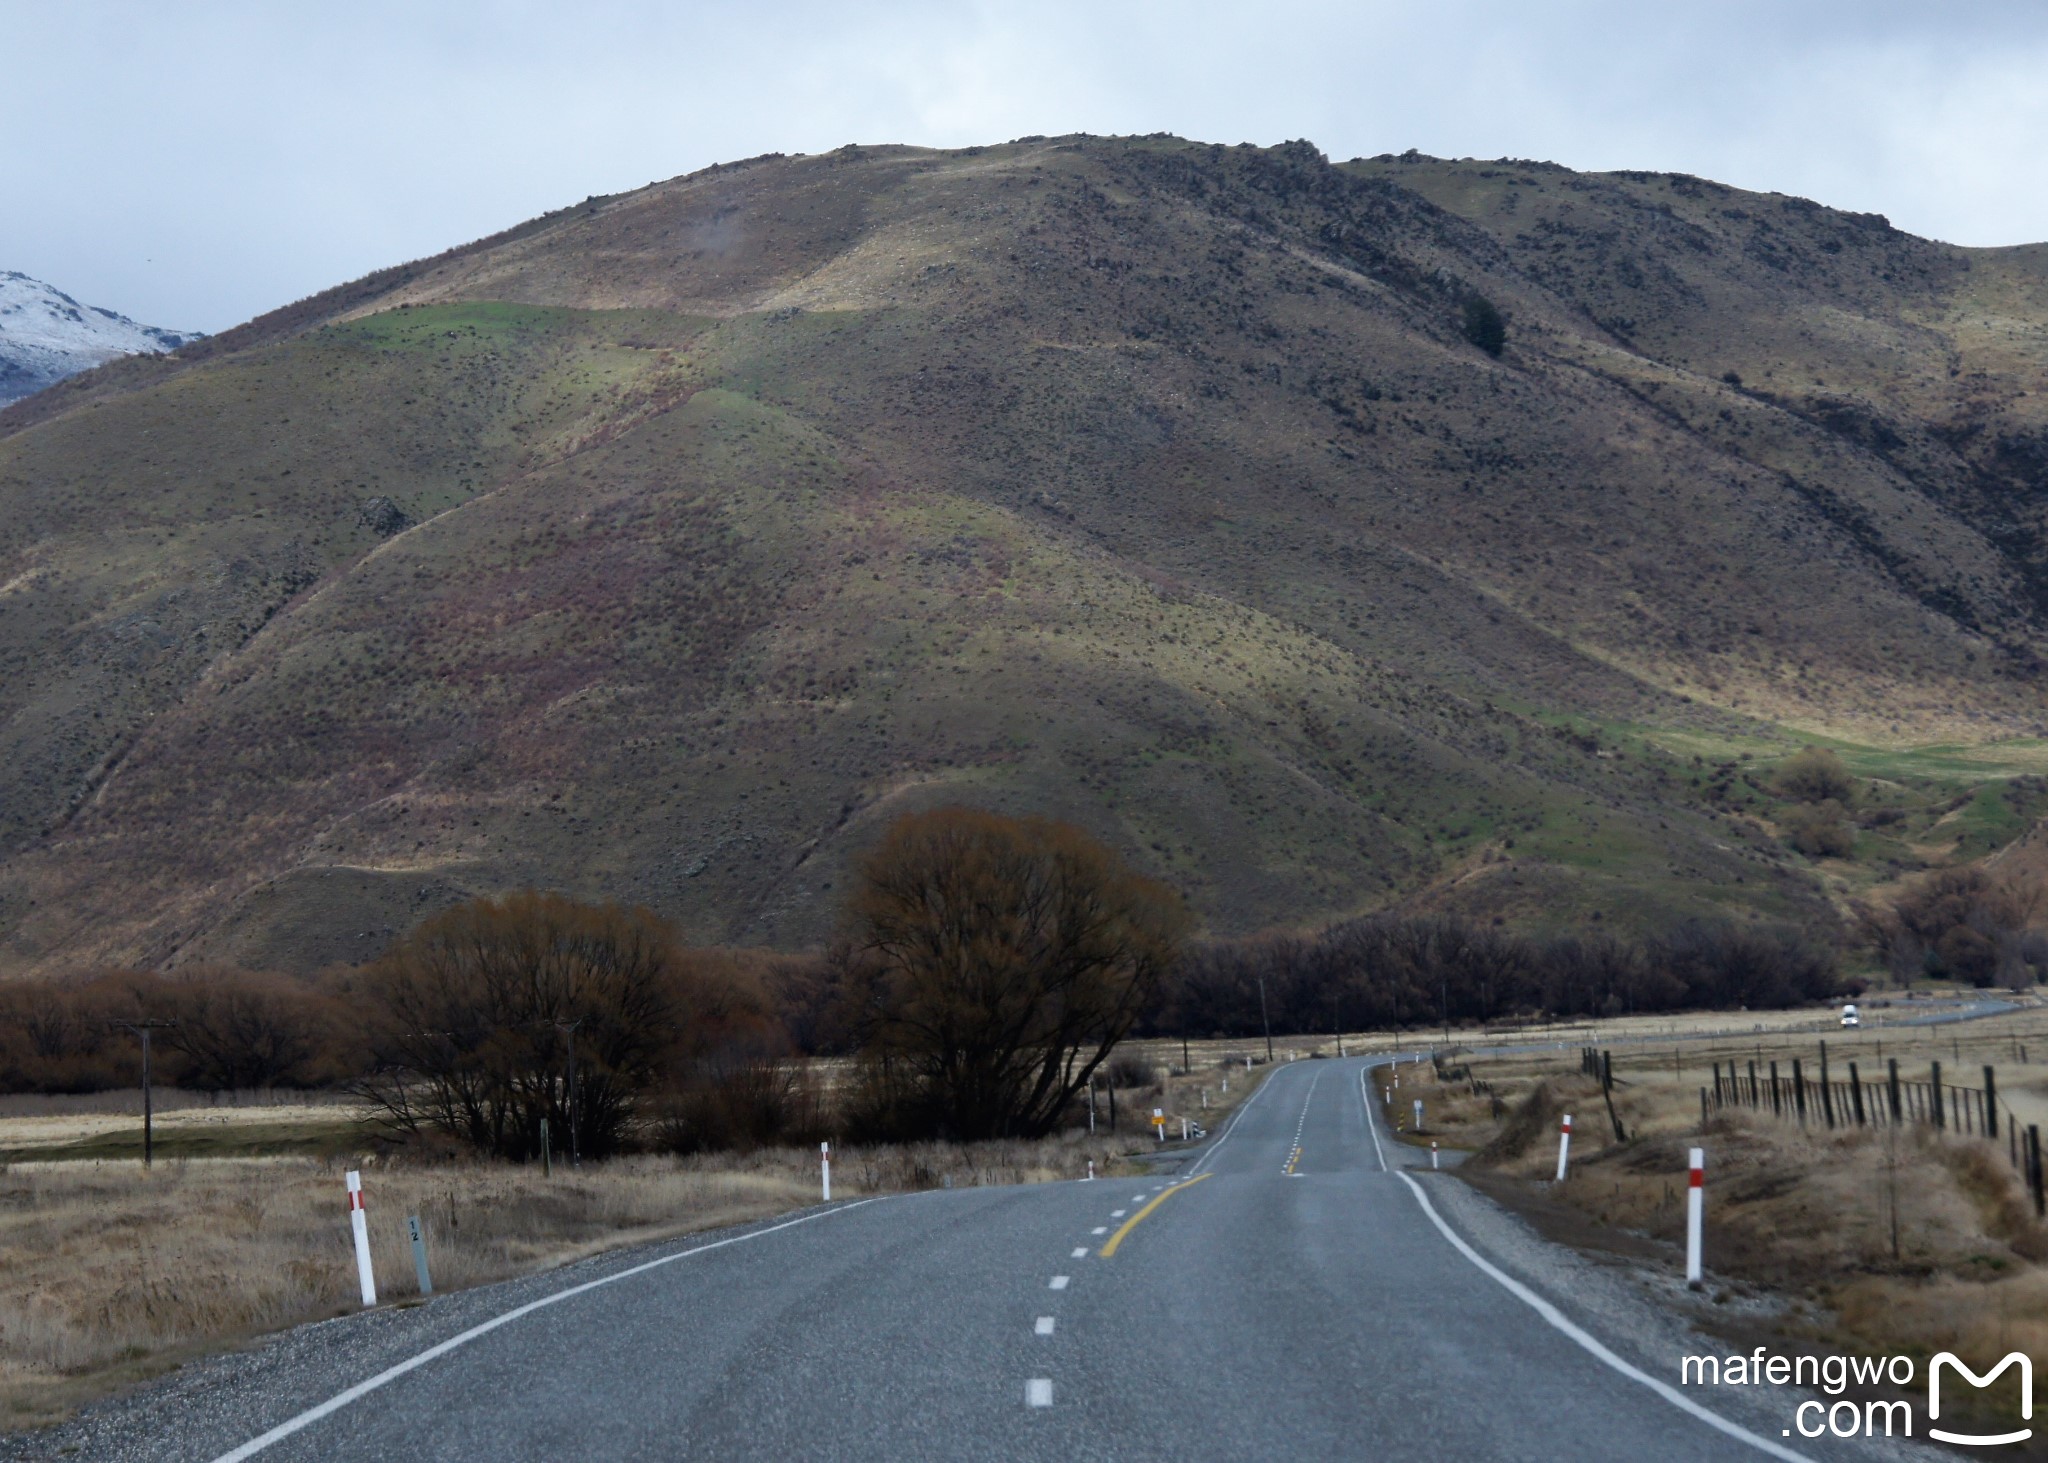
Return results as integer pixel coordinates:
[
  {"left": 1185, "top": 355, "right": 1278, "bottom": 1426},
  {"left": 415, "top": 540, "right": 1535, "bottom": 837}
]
[{"left": 1420, "top": 1169, "right": 1938, "bottom": 1461}]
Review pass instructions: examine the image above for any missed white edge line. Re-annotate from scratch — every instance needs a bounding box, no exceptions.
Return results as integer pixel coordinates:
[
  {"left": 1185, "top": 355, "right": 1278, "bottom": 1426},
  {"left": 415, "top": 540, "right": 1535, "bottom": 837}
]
[
  {"left": 210, "top": 1199, "right": 883, "bottom": 1463},
  {"left": 1358, "top": 1066, "right": 1387, "bottom": 1172},
  {"left": 1393, "top": 1173, "right": 1810, "bottom": 1463}
]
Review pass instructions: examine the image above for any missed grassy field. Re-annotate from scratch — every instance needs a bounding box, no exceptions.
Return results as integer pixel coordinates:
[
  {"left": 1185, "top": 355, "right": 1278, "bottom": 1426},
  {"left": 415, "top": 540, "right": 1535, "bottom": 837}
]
[{"left": 0, "top": 1096, "right": 372, "bottom": 1165}]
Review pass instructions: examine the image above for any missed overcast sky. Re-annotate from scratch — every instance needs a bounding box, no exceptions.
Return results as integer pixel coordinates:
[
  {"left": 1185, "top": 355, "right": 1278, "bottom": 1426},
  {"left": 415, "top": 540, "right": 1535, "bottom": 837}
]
[{"left": 7, "top": 1, "right": 2048, "bottom": 333}]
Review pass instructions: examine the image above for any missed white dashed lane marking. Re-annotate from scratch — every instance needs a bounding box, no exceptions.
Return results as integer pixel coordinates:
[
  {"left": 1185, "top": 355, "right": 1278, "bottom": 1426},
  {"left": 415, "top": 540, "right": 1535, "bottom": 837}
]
[
  {"left": 1035, "top": 1317, "right": 1056, "bottom": 1336},
  {"left": 1027, "top": 1379, "right": 1053, "bottom": 1407},
  {"left": 1071, "top": 1247, "right": 1088, "bottom": 1258},
  {"left": 1110, "top": 1210, "right": 1126, "bottom": 1218},
  {"left": 1090, "top": 1226, "right": 1107, "bottom": 1235},
  {"left": 1049, "top": 1275, "right": 1070, "bottom": 1290}
]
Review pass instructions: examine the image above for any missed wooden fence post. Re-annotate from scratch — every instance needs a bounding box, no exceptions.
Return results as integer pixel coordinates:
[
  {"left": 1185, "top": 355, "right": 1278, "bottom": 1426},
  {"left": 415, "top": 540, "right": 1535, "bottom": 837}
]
[
  {"left": 1819, "top": 1043, "right": 1835, "bottom": 1129},
  {"left": 1848, "top": 1061, "right": 1866, "bottom": 1126},
  {"left": 1793, "top": 1058, "right": 1807, "bottom": 1127},
  {"left": 1931, "top": 1061, "right": 1943, "bottom": 1131},
  {"left": 1887, "top": 1058, "right": 1901, "bottom": 1124}
]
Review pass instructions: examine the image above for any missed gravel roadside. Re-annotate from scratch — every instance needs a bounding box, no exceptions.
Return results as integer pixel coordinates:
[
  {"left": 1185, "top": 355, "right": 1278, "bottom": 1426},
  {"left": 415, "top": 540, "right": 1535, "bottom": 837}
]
[{"left": 1418, "top": 1171, "right": 1938, "bottom": 1461}]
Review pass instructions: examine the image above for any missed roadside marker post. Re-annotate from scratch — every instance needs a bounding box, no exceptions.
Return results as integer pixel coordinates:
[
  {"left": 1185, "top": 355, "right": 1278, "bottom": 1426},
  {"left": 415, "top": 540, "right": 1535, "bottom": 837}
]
[
  {"left": 1556, "top": 1114, "right": 1573, "bottom": 1183},
  {"left": 1685, "top": 1148, "right": 1705, "bottom": 1289},
  {"left": 345, "top": 1171, "right": 377, "bottom": 1307},
  {"left": 1412, "top": 1098, "right": 1423, "bottom": 1133},
  {"left": 1431, "top": 1141, "right": 1439, "bottom": 1170},
  {"left": 1152, "top": 1108, "right": 1165, "bottom": 1143},
  {"left": 407, "top": 1214, "right": 433, "bottom": 1296},
  {"left": 1086, "top": 1160, "right": 1094, "bottom": 1181},
  {"left": 820, "top": 1141, "right": 831, "bottom": 1202}
]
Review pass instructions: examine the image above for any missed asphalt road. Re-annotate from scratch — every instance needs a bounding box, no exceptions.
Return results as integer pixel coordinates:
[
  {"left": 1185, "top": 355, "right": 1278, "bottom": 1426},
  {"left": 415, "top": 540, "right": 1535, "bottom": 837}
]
[{"left": 36, "top": 1056, "right": 1933, "bottom": 1462}]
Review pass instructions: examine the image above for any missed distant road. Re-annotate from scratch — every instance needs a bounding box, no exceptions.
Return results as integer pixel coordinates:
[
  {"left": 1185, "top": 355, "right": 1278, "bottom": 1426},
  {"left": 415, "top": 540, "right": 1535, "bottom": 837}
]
[{"left": 48, "top": 1058, "right": 1932, "bottom": 1462}]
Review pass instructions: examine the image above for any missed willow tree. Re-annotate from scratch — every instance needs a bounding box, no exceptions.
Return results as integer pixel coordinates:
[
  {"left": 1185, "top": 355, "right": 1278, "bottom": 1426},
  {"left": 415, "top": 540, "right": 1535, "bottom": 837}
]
[{"left": 839, "top": 807, "right": 1190, "bottom": 1140}]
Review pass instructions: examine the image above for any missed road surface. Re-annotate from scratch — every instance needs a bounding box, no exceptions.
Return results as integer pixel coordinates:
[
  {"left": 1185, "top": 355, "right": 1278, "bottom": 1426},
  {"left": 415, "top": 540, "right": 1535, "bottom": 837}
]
[{"left": 29, "top": 1056, "right": 1927, "bottom": 1462}]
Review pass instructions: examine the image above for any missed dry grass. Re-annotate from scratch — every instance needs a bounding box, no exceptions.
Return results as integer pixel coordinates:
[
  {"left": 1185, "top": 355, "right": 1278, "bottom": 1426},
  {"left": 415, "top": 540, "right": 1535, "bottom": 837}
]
[
  {"left": 0, "top": 1132, "right": 1137, "bottom": 1431},
  {"left": 1452, "top": 1008, "right": 2048, "bottom": 1417}
]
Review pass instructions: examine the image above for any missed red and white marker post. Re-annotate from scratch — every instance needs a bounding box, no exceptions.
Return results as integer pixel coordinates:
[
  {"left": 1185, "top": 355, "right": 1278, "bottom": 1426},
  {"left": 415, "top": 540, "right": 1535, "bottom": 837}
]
[
  {"left": 1685, "top": 1147, "right": 1705, "bottom": 1289},
  {"left": 1555, "top": 1113, "right": 1573, "bottom": 1183},
  {"left": 345, "top": 1170, "right": 377, "bottom": 1307},
  {"left": 820, "top": 1141, "right": 832, "bottom": 1202}
]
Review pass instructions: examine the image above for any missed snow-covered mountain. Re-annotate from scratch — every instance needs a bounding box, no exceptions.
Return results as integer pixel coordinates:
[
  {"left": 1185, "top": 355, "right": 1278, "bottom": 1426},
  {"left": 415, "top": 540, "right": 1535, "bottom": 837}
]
[{"left": 0, "top": 271, "right": 203, "bottom": 406}]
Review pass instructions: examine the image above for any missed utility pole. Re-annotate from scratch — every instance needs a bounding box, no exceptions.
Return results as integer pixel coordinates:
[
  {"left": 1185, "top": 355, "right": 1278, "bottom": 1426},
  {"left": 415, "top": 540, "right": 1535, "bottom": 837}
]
[
  {"left": 1257, "top": 976, "right": 1274, "bottom": 1064},
  {"left": 110, "top": 1019, "right": 178, "bottom": 1167},
  {"left": 555, "top": 1019, "right": 583, "bottom": 1167}
]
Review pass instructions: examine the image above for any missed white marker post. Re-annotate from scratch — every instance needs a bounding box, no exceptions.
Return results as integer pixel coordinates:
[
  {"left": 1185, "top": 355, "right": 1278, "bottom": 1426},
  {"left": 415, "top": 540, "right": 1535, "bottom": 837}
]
[
  {"left": 820, "top": 1141, "right": 832, "bottom": 1202},
  {"left": 345, "top": 1170, "right": 376, "bottom": 1307},
  {"left": 1085, "top": 1159, "right": 1094, "bottom": 1181},
  {"left": 1685, "top": 1147, "right": 1705, "bottom": 1289},
  {"left": 1555, "top": 1114, "right": 1573, "bottom": 1183},
  {"left": 1432, "top": 1141, "right": 1439, "bottom": 1170},
  {"left": 1152, "top": 1108, "right": 1165, "bottom": 1143},
  {"left": 1412, "top": 1098, "right": 1423, "bottom": 1132}
]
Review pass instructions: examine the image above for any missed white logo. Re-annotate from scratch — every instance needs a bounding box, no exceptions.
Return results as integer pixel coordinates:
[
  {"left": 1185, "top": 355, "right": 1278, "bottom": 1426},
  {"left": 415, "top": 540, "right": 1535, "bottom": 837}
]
[{"left": 1929, "top": 1351, "right": 2032, "bottom": 1447}]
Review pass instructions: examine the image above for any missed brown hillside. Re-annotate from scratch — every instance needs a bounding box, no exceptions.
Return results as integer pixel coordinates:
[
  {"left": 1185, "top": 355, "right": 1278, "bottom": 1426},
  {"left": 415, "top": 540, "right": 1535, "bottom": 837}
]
[{"left": 2, "top": 135, "right": 2045, "bottom": 975}]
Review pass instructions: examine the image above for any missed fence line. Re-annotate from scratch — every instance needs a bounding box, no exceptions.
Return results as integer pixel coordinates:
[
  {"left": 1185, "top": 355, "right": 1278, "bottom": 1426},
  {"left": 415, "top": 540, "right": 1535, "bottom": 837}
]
[{"left": 1575, "top": 1044, "right": 2048, "bottom": 1219}]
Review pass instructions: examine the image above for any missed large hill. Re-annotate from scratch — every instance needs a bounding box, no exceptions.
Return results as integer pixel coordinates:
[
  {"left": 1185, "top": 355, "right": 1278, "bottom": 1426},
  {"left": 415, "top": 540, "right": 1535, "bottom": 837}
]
[{"left": 3, "top": 135, "right": 2046, "bottom": 976}]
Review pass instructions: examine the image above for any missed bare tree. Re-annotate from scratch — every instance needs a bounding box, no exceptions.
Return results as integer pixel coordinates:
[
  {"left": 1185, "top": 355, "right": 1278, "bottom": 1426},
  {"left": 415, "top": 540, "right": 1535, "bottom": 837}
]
[
  {"left": 839, "top": 808, "right": 1190, "bottom": 1140},
  {"left": 163, "top": 968, "right": 324, "bottom": 1092},
  {"left": 357, "top": 891, "right": 688, "bottom": 1159}
]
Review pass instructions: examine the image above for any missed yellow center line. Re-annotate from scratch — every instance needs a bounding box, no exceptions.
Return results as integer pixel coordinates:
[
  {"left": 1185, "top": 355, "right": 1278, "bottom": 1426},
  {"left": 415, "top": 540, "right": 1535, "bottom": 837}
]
[{"left": 1097, "top": 1172, "right": 1213, "bottom": 1257}]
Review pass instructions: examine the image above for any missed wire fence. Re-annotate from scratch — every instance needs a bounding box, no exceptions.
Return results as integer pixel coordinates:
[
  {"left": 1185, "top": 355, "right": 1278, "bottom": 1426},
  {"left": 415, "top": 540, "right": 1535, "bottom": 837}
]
[{"left": 1664, "top": 1040, "right": 2048, "bottom": 1218}]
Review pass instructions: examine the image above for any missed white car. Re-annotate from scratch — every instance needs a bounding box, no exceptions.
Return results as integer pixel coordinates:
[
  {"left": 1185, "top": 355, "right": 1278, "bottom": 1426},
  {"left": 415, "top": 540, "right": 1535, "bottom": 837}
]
[{"left": 1840, "top": 1004, "right": 1860, "bottom": 1028}]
